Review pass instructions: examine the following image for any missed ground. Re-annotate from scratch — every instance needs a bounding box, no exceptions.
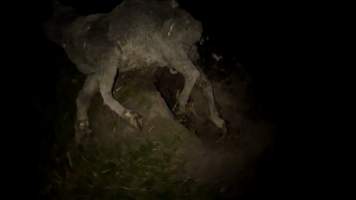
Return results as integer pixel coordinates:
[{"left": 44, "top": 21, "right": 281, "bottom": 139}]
[{"left": 39, "top": 45, "right": 274, "bottom": 199}]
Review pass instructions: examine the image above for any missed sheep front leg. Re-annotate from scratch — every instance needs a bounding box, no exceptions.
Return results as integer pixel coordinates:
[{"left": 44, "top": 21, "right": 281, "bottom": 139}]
[
  {"left": 99, "top": 67, "right": 143, "bottom": 130},
  {"left": 199, "top": 73, "right": 226, "bottom": 132},
  {"left": 163, "top": 44, "right": 200, "bottom": 114}
]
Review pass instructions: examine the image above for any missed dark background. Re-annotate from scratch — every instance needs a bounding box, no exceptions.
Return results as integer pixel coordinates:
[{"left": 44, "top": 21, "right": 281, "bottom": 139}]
[{"left": 6, "top": 0, "right": 333, "bottom": 199}]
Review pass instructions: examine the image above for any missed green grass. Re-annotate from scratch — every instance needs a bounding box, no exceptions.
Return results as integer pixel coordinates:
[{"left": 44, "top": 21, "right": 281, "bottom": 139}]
[
  {"left": 42, "top": 131, "right": 218, "bottom": 200},
  {"left": 40, "top": 68, "right": 222, "bottom": 200}
]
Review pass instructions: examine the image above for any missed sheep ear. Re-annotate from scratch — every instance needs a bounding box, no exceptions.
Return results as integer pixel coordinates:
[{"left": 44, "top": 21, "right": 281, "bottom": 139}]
[
  {"left": 52, "top": 0, "right": 75, "bottom": 16},
  {"left": 170, "top": 0, "right": 179, "bottom": 8},
  {"left": 52, "top": 0, "right": 59, "bottom": 6},
  {"left": 52, "top": 0, "right": 61, "bottom": 10}
]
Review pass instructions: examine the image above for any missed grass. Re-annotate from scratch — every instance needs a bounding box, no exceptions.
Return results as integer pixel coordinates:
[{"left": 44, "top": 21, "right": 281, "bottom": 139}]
[
  {"left": 41, "top": 126, "right": 219, "bottom": 200},
  {"left": 39, "top": 65, "right": 223, "bottom": 200}
]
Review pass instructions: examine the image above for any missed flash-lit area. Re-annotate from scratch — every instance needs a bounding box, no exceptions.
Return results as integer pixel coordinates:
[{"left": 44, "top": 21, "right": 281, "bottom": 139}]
[{"left": 25, "top": 0, "right": 299, "bottom": 199}]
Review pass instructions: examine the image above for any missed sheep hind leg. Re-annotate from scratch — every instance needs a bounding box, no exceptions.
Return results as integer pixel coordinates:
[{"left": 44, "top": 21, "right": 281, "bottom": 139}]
[
  {"left": 200, "top": 73, "right": 226, "bottom": 133},
  {"left": 75, "top": 74, "right": 99, "bottom": 143}
]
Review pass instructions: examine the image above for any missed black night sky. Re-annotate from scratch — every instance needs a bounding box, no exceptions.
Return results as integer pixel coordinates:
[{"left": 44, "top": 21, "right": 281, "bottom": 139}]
[{"left": 7, "top": 0, "right": 333, "bottom": 199}]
